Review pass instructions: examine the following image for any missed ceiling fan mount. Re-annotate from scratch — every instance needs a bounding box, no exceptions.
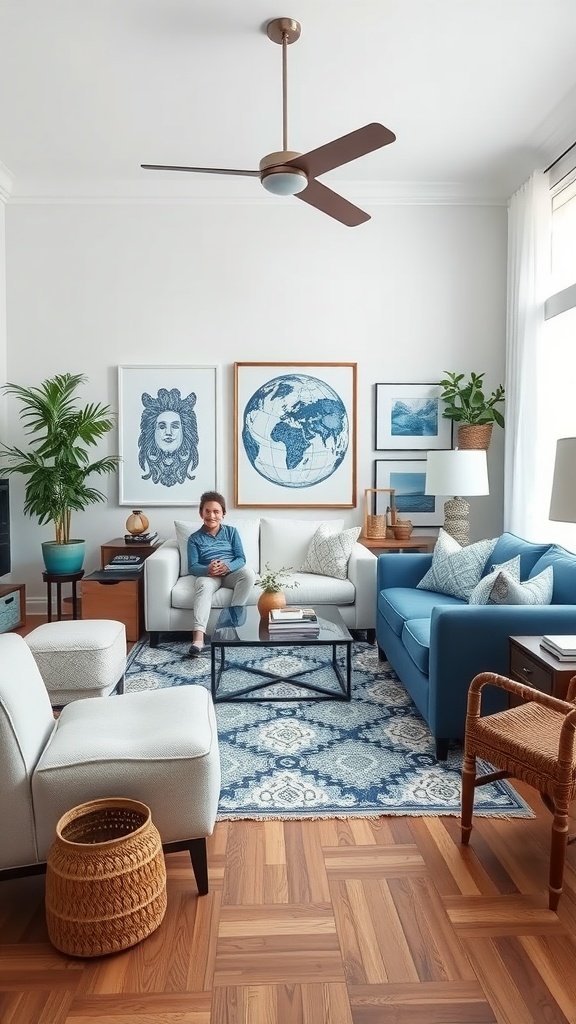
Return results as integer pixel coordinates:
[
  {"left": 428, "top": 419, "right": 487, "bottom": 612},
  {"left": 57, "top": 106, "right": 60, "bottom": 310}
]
[{"left": 141, "top": 16, "right": 396, "bottom": 226}]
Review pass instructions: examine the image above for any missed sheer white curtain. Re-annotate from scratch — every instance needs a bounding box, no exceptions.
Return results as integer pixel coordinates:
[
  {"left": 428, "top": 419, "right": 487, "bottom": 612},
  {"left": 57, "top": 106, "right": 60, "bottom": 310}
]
[{"left": 504, "top": 170, "right": 551, "bottom": 539}]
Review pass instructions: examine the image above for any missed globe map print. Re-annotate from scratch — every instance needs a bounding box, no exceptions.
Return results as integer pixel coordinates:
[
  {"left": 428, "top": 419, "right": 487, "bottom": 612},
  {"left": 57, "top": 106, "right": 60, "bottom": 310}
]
[{"left": 242, "top": 373, "right": 349, "bottom": 488}]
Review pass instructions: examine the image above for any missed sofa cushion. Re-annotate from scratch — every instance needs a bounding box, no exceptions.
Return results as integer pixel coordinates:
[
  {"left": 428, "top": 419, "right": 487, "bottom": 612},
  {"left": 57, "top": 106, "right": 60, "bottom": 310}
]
[
  {"left": 416, "top": 529, "right": 497, "bottom": 600},
  {"left": 170, "top": 571, "right": 355, "bottom": 611},
  {"left": 260, "top": 518, "right": 344, "bottom": 574},
  {"left": 378, "top": 586, "right": 464, "bottom": 637},
  {"left": 489, "top": 565, "right": 554, "bottom": 605},
  {"left": 468, "top": 555, "right": 521, "bottom": 604},
  {"left": 300, "top": 524, "right": 361, "bottom": 579},
  {"left": 529, "top": 545, "right": 576, "bottom": 604},
  {"left": 487, "top": 532, "right": 551, "bottom": 580},
  {"left": 402, "top": 618, "right": 431, "bottom": 675},
  {"left": 174, "top": 517, "right": 261, "bottom": 577}
]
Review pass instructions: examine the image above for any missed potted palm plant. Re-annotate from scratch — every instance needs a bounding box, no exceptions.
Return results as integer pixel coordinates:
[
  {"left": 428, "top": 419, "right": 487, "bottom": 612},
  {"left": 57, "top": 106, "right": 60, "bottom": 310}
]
[
  {"left": 439, "top": 371, "right": 505, "bottom": 449},
  {"left": 0, "top": 373, "right": 120, "bottom": 573}
]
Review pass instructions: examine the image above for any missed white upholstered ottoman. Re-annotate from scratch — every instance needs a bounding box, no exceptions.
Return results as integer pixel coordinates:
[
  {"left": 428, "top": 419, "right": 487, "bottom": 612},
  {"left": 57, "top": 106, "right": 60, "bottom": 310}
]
[{"left": 24, "top": 619, "right": 127, "bottom": 705}]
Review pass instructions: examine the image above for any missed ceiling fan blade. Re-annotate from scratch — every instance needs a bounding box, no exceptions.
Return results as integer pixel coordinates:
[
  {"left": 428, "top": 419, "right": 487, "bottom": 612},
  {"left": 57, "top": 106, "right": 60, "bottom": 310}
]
[
  {"left": 296, "top": 179, "right": 370, "bottom": 227},
  {"left": 141, "top": 164, "right": 260, "bottom": 177},
  {"left": 287, "top": 123, "right": 395, "bottom": 179}
]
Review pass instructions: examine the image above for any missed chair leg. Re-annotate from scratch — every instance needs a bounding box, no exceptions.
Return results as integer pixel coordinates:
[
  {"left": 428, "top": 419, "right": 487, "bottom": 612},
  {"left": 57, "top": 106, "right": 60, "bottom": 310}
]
[
  {"left": 461, "top": 750, "right": 476, "bottom": 845},
  {"left": 549, "top": 799, "right": 570, "bottom": 911},
  {"left": 189, "top": 838, "right": 208, "bottom": 895}
]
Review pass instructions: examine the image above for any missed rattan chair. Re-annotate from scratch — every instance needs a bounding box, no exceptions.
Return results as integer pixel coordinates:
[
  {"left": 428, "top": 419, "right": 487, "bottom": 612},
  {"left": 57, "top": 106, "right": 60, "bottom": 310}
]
[{"left": 461, "top": 670, "right": 576, "bottom": 911}]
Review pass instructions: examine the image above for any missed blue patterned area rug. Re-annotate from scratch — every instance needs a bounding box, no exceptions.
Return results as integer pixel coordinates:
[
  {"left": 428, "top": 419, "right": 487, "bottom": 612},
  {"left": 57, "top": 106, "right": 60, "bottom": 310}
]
[{"left": 125, "top": 636, "right": 533, "bottom": 821}]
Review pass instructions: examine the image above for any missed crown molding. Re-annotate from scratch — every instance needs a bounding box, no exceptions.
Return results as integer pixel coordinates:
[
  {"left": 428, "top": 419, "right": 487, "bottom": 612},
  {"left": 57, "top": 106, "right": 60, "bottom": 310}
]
[{"left": 7, "top": 177, "right": 508, "bottom": 206}]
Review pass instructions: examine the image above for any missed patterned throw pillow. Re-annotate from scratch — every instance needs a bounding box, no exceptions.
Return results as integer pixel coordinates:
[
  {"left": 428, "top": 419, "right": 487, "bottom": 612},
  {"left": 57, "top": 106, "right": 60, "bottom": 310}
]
[
  {"left": 300, "top": 524, "right": 361, "bottom": 580},
  {"left": 489, "top": 565, "right": 554, "bottom": 605},
  {"left": 468, "top": 555, "right": 521, "bottom": 605},
  {"left": 416, "top": 528, "right": 498, "bottom": 601}
]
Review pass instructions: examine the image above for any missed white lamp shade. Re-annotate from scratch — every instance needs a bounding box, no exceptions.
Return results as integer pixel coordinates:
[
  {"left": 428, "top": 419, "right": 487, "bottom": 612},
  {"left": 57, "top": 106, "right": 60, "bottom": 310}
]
[
  {"left": 425, "top": 449, "right": 489, "bottom": 496},
  {"left": 549, "top": 437, "right": 576, "bottom": 523}
]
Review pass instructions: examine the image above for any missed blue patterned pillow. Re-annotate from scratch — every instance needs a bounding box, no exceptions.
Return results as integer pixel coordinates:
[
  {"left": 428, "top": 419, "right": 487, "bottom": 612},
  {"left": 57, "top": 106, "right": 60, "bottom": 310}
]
[
  {"left": 468, "top": 555, "right": 521, "bottom": 605},
  {"left": 416, "top": 529, "right": 498, "bottom": 601}
]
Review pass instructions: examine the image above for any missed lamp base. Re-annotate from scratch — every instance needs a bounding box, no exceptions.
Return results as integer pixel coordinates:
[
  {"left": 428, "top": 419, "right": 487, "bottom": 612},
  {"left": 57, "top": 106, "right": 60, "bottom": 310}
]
[{"left": 443, "top": 496, "right": 470, "bottom": 547}]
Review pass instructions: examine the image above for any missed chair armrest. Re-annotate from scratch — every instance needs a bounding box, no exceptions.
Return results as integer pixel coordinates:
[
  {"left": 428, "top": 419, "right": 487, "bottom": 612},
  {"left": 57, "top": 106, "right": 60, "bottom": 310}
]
[
  {"left": 467, "top": 671, "right": 576, "bottom": 718},
  {"left": 347, "top": 543, "right": 377, "bottom": 629},
  {"left": 144, "top": 541, "right": 181, "bottom": 632}
]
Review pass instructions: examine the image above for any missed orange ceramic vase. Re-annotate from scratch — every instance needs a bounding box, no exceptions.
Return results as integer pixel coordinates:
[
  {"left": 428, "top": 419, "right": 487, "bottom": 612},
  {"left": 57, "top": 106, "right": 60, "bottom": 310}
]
[{"left": 257, "top": 590, "right": 286, "bottom": 621}]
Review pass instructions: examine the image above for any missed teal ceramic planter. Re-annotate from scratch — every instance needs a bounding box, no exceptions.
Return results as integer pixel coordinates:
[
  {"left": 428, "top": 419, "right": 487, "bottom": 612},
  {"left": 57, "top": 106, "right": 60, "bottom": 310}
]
[{"left": 41, "top": 540, "right": 86, "bottom": 575}]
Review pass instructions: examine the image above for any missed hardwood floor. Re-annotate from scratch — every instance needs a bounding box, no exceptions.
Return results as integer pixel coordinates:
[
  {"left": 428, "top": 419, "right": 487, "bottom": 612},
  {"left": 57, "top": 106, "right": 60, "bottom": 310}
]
[{"left": 3, "top": 618, "right": 576, "bottom": 1023}]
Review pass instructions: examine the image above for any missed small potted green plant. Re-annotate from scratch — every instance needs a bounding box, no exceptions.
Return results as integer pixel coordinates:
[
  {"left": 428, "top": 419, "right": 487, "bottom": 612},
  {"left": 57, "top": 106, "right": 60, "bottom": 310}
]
[
  {"left": 439, "top": 371, "right": 505, "bottom": 449},
  {"left": 256, "top": 563, "right": 299, "bottom": 619},
  {"left": 0, "top": 373, "right": 120, "bottom": 573}
]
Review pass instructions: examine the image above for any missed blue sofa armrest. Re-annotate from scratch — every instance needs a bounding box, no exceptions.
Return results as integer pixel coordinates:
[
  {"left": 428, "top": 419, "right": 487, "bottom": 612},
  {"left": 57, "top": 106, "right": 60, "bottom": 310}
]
[
  {"left": 377, "top": 553, "right": 433, "bottom": 591},
  {"left": 428, "top": 603, "right": 576, "bottom": 741}
]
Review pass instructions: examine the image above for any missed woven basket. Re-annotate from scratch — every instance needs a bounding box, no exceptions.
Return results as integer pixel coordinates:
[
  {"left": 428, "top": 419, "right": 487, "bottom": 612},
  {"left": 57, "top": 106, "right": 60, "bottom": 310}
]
[
  {"left": 393, "top": 520, "right": 413, "bottom": 541},
  {"left": 457, "top": 423, "right": 493, "bottom": 450},
  {"left": 45, "top": 798, "right": 167, "bottom": 958},
  {"left": 365, "top": 514, "right": 387, "bottom": 539}
]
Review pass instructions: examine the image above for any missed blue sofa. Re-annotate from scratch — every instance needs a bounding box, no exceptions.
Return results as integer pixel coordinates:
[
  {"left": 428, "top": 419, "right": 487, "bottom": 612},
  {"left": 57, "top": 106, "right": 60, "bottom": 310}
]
[{"left": 376, "top": 532, "right": 576, "bottom": 759}]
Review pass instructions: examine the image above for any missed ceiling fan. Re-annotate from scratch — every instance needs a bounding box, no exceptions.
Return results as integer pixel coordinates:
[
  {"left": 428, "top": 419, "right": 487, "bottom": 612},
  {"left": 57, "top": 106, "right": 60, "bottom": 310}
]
[{"left": 141, "top": 17, "right": 396, "bottom": 227}]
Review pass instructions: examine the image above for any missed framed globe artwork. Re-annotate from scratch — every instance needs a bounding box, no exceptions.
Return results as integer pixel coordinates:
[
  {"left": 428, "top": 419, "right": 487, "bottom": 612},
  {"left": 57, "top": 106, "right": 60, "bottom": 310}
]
[{"left": 234, "top": 362, "right": 357, "bottom": 508}]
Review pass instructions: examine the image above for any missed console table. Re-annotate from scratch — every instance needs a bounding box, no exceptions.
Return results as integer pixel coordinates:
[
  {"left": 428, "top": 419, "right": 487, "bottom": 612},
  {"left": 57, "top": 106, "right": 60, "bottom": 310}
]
[{"left": 358, "top": 535, "right": 437, "bottom": 553}]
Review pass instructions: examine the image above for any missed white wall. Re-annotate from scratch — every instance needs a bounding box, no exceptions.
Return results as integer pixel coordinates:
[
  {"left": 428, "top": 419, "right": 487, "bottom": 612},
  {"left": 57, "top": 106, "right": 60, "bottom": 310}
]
[{"left": 4, "top": 198, "right": 507, "bottom": 609}]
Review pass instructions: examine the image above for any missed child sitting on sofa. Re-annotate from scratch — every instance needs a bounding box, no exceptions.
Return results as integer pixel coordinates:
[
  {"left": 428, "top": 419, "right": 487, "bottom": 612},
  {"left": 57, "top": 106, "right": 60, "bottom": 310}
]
[{"left": 186, "top": 490, "right": 256, "bottom": 656}]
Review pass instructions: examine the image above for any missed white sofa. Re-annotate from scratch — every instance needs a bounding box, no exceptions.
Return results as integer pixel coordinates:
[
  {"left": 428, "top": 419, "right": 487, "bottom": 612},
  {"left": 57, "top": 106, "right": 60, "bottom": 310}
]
[{"left": 144, "top": 516, "right": 377, "bottom": 646}]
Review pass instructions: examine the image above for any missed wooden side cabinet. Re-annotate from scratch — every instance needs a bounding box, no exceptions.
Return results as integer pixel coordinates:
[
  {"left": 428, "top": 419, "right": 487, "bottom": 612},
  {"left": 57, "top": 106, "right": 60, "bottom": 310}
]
[
  {"left": 509, "top": 635, "right": 576, "bottom": 702},
  {"left": 81, "top": 572, "right": 143, "bottom": 643},
  {"left": 0, "top": 583, "right": 26, "bottom": 632}
]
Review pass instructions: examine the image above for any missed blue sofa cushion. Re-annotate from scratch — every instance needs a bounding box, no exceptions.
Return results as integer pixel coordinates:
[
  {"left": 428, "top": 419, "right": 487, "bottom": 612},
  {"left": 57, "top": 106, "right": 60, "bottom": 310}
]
[
  {"left": 487, "top": 532, "right": 551, "bottom": 580},
  {"left": 402, "top": 618, "right": 431, "bottom": 674},
  {"left": 378, "top": 586, "right": 464, "bottom": 637},
  {"left": 529, "top": 545, "right": 576, "bottom": 604}
]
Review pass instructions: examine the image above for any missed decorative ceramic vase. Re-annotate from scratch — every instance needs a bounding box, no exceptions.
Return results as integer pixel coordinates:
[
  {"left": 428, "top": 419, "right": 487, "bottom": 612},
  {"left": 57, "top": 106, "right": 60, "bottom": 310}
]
[
  {"left": 457, "top": 423, "right": 493, "bottom": 451},
  {"left": 257, "top": 590, "right": 286, "bottom": 621},
  {"left": 125, "top": 510, "right": 150, "bottom": 536},
  {"left": 41, "top": 539, "right": 86, "bottom": 575}
]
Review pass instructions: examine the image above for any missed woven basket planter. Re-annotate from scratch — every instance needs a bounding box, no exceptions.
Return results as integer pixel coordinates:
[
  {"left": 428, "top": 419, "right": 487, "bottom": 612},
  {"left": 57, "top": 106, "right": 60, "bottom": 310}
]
[
  {"left": 45, "top": 797, "right": 167, "bottom": 958},
  {"left": 457, "top": 423, "right": 493, "bottom": 450}
]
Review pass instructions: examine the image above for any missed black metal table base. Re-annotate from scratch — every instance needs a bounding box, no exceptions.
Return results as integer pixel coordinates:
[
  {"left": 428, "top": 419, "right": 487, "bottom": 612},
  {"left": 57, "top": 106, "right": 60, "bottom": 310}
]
[{"left": 211, "top": 641, "right": 352, "bottom": 702}]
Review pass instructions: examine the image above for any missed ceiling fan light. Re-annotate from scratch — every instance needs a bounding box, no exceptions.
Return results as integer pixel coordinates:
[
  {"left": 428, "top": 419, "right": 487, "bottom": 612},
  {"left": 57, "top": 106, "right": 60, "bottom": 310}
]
[{"left": 261, "top": 168, "right": 307, "bottom": 196}]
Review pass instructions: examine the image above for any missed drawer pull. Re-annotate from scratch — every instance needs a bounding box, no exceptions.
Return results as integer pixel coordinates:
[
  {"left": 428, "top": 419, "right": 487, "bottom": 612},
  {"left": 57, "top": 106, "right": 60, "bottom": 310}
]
[{"left": 522, "top": 667, "right": 533, "bottom": 676}]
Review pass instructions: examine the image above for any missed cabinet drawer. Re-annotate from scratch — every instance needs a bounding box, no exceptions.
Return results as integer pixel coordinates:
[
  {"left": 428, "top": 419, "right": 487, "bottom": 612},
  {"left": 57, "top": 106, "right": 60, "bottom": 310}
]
[{"left": 510, "top": 644, "right": 553, "bottom": 694}]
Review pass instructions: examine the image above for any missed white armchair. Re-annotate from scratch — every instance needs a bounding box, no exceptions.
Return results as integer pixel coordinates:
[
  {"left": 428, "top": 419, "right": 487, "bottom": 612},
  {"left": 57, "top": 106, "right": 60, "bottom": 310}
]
[{"left": 0, "top": 634, "right": 221, "bottom": 894}]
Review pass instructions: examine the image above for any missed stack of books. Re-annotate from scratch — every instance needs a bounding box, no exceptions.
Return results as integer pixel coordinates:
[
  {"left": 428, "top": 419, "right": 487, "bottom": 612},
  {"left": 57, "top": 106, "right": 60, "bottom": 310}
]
[
  {"left": 540, "top": 635, "right": 576, "bottom": 662},
  {"left": 104, "top": 553, "right": 146, "bottom": 571},
  {"left": 268, "top": 606, "right": 320, "bottom": 639},
  {"left": 124, "top": 531, "right": 159, "bottom": 544}
]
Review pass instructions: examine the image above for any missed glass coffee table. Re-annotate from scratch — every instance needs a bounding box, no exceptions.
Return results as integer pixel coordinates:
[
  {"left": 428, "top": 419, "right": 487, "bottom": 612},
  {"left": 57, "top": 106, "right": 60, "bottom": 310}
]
[{"left": 210, "top": 605, "right": 353, "bottom": 703}]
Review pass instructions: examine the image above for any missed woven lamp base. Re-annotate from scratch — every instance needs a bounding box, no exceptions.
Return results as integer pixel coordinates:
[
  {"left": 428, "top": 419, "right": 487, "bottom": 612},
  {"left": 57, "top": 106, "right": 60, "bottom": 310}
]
[
  {"left": 45, "top": 798, "right": 167, "bottom": 958},
  {"left": 442, "top": 496, "right": 471, "bottom": 547}
]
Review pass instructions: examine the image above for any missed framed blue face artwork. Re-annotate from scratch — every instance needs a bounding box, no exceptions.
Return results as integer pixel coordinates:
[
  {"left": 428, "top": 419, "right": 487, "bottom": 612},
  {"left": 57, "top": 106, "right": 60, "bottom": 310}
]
[{"left": 234, "top": 362, "right": 357, "bottom": 508}]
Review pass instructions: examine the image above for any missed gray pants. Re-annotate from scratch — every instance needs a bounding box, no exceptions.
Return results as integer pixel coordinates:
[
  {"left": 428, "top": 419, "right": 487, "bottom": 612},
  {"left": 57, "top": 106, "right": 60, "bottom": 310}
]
[{"left": 192, "top": 566, "right": 256, "bottom": 632}]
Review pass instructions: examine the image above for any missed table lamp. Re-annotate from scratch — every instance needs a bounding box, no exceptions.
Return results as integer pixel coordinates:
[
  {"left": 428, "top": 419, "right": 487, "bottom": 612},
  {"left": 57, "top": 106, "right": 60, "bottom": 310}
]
[
  {"left": 549, "top": 437, "right": 576, "bottom": 525},
  {"left": 425, "top": 449, "right": 489, "bottom": 546}
]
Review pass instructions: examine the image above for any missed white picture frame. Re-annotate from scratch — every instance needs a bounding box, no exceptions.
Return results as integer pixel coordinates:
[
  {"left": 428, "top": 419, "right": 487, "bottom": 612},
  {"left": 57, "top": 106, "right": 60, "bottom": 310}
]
[
  {"left": 234, "top": 362, "right": 357, "bottom": 508},
  {"left": 375, "top": 382, "right": 453, "bottom": 451},
  {"left": 118, "top": 365, "right": 219, "bottom": 506}
]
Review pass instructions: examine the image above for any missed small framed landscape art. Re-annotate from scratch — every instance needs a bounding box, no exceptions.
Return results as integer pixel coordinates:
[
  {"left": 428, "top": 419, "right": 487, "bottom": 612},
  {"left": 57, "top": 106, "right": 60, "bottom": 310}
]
[
  {"left": 234, "top": 362, "right": 357, "bottom": 508},
  {"left": 118, "top": 365, "right": 219, "bottom": 506},
  {"left": 375, "top": 457, "right": 446, "bottom": 527},
  {"left": 375, "top": 382, "right": 452, "bottom": 451}
]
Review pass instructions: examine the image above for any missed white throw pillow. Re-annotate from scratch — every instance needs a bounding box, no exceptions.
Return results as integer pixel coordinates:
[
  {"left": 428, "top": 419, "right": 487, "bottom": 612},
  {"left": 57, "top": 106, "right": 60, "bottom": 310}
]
[
  {"left": 300, "top": 524, "right": 361, "bottom": 580},
  {"left": 468, "top": 555, "right": 521, "bottom": 605},
  {"left": 416, "top": 528, "right": 498, "bottom": 601},
  {"left": 489, "top": 565, "right": 554, "bottom": 605}
]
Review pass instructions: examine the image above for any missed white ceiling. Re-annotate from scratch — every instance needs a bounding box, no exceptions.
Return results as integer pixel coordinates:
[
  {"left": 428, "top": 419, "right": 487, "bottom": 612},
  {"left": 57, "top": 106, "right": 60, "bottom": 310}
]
[{"left": 2, "top": 0, "right": 576, "bottom": 201}]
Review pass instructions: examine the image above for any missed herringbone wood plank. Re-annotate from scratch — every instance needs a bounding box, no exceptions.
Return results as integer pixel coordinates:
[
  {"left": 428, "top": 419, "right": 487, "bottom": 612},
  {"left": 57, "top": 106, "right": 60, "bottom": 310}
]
[{"left": 3, "top": 618, "right": 576, "bottom": 1023}]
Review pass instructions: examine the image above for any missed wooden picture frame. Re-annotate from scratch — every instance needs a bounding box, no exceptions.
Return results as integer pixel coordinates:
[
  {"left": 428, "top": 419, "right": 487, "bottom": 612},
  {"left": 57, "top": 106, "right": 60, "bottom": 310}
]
[{"left": 234, "top": 362, "right": 357, "bottom": 508}]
